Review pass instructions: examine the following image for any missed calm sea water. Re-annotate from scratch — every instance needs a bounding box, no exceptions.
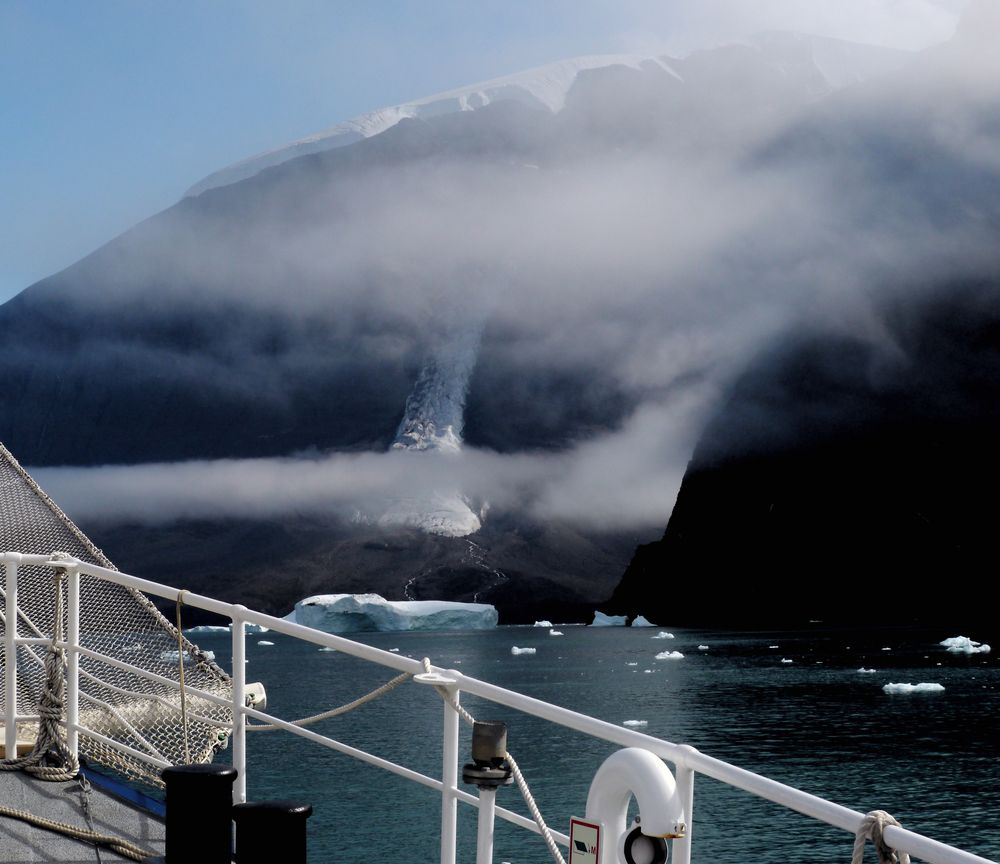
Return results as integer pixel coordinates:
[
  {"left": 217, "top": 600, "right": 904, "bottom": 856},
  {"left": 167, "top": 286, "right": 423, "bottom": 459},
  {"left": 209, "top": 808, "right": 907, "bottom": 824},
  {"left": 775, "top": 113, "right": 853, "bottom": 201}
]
[{"left": 194, "top": 624, "right": 999, "bottom": 863}]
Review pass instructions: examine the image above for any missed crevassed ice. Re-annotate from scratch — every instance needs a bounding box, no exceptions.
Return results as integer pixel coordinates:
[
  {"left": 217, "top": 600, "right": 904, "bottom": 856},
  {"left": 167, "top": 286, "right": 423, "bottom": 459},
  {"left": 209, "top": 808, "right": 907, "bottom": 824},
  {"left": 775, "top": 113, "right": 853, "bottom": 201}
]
[
  {"left": 592, "top": 611, "right": 627, "bottom": 627},
  {"left": 287, "top": 593, "right": 497, "bottom": 633}
]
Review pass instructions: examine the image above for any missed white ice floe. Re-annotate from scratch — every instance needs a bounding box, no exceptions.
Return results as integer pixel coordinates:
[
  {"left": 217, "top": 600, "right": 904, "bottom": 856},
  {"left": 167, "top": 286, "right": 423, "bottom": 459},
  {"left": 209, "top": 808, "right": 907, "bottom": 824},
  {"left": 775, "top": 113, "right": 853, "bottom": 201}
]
[
  {"left": 631, "top": 616, "right": 655, "bottom": 627},
  {"left": 286, "top": 593, "right": 497, "bottom": 633},
  {"left": 549, "top": 629, "right": 564, "bottom": 636},
  {"left": 940, "top": 636, "right": 992, "bottom": 655},
  {"left": 534, "top": 620, "right": 554, "bottom": 628},
  {"left": 698, "top": 645, "right": 709, "bottom": 651},
  {"left": 592, "top": 612, "right": 627, "bottom": 627},
  {"left": 643, "top": 669, "right": 654, "bottom": 673},
  {"left": 511, "top": 646, "right": 537, "bottom": 655},
  {"left": 857, "top": 667, "right": 877, "bottom": 673},
  {"left": 390, "top": 648, "right": 400, "bottom": 652},
  {"left": 883, "top": 682, "right": 945, "bottom": 694},
  {"left": 318, "top": 647, "right": 336, "bottom": 652},
  {"left": 768, "top": 645, "right": 779, "bottom": 649},
  {"left": 184, "top": 623, "right": 270, "bottom": 635},
  {"left": 881, "top": 647, "right": 892, "bottom": 651},
  {"left": 626, "top": 662, "right": 638, "bottom": 666},
  {"left": 655, "top": 650, "right": 684, "bottom": 660},
  {"left": 652, "top": 631, "right": 675, "bottom": 640},
  {"left": 781, "top": 658, "right": 793, "bottom": 664},
  {"left": 257, "top": 640, "right": 274, "bottom": 646},
  {"left": 623, "top": 720, "right": 648, "bottom": 727}
]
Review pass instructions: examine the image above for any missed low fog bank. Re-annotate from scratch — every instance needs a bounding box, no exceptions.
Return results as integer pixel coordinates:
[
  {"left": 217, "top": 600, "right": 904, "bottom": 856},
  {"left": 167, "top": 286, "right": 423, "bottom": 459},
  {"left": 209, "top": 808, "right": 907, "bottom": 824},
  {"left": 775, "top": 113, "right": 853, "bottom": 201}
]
[{"left": 8, "top": 16, "right": 1000, "bottom": 534}]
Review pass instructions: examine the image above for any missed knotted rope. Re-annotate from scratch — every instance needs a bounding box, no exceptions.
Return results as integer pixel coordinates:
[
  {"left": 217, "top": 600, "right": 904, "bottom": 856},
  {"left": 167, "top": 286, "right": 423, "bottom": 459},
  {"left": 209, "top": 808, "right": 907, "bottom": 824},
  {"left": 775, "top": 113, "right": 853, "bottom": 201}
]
[
  {"left": 421, "top": 657, "right": 567, "bottom": 864},
  {"left": 852, "top": 810, "right": 911, "bottom": 864},
  {"left": 0, "top": 557, "right": 79, "bottom": 780}
]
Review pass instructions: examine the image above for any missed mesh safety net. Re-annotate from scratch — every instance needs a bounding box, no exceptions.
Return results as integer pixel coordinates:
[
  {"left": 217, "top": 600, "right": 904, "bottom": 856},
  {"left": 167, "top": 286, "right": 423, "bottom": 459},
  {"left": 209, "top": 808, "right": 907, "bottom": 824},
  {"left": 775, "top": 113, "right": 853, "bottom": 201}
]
[{"left": 0, "top": 443, "right": 232, "bottom": 786}]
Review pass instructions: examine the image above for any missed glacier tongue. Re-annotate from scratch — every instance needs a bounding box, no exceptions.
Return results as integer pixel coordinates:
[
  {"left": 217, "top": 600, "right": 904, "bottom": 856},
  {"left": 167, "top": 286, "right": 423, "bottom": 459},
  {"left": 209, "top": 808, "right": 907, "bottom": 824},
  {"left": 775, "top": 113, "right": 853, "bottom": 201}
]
[{"left": 286, "top": 593, "right": 498, "bottom": 632}]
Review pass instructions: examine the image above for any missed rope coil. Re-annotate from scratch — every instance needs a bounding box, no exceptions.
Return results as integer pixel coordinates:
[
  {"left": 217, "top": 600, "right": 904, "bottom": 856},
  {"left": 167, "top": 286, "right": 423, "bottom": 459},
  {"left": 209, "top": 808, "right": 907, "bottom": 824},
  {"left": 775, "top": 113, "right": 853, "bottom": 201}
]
[{"left": 0, "top": 559, "right": 79, "bottom": 781}]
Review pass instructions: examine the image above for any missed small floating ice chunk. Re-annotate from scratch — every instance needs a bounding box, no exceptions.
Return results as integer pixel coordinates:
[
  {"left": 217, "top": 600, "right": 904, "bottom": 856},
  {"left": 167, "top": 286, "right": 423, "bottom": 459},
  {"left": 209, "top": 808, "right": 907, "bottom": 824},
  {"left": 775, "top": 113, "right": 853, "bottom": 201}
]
[
  {"left": 768, "top": 645, "right": 779, "bottom": 649},
  {"left": 257, "top": 640, "right": 274, "bottom": 646},
  {"left": 318, "top": 646, "right": 336, "bottom": 652},
  {"left": 780, "top": 658, "right": 793, "bottom": 664},
  {"left": 183, "top": 625, "right": 229, "bottom": 634},
  {"left": 881, "top": 647, "right": 892, "bottom": 651},
  {"left": 883, "top": 682, "right": 945, "bottom": 694},
  {"left": 697, "top": 645, "right": 709, "bottom": 651},
  {"left": 591, "top": 611, "right": 627, "bottom": 627},
  {"left": 626, "top": 662, "right": 638, "bottom": 666},
  {"left": 534, "top": 620, "right": 554, "bottom": 628},
  {"left": 549, "top": 629, "right": 564, "bottom": 636},
  {"left": 631, "top": 616, "right": 655, "bottom": 628},
  {"left": 643, "top": 669, "right": 654, "bottom": 673},
  {"left": 623, "top": 720, "right": 648, "bottom": 727},
  {"left": 655, "top": 650, "right": 684, "bottom": 660},
  {"left": 857, "top": 667, "right": 877, "bottom": 673},
  {"left": 390, "top": 648, "right": 400, "bottom": 652},
  {"left": 940, "top": 636, "right": 991, "bottom": 655},
  {"left": 511, "top": 646, "right": 536, "bottom": 655},
  {"left": 651, "top": 631, "right": 675, "bottom": 640}
]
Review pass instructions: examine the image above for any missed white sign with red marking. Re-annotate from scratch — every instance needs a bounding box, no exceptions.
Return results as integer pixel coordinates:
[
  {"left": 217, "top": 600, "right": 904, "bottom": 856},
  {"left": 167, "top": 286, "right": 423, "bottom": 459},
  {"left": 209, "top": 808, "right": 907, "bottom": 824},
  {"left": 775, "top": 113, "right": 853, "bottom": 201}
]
[{"left": 569, "top": 817, "right": 601, "bottom": 864}]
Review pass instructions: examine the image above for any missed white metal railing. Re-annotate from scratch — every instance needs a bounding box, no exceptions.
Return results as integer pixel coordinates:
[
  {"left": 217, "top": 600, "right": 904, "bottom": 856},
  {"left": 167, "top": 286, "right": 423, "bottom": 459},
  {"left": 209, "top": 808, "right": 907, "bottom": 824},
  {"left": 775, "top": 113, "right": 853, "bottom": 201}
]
[{"left": 1, "top": 551, "right": 996, "bottom": 864}]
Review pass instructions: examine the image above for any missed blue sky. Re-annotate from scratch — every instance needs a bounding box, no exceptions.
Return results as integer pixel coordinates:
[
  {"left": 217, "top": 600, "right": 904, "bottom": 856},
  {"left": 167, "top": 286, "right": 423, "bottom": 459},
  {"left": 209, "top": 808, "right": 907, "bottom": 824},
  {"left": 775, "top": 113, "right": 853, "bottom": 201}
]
[{"left": 0, "top": 0, "right": 966, "bottom": 303}]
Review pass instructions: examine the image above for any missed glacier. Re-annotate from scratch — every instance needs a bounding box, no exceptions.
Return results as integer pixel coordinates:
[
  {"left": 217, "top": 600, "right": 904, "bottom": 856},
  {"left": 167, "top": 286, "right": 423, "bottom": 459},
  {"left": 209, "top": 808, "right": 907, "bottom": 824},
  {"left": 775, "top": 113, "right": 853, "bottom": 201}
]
[
  {"left": 185, "top": 55, "right": 681, "bottom": 197},
  {"left": 286, "top": 593, "right": 498, "bottom": 633}
]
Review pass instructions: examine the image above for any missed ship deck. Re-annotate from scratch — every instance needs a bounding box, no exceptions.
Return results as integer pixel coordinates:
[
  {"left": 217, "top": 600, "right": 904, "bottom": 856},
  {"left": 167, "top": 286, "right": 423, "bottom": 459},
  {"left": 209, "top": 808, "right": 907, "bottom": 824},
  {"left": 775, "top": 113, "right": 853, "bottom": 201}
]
[{"left": 0, "top": 771, "right": 165, "bottom": 863}]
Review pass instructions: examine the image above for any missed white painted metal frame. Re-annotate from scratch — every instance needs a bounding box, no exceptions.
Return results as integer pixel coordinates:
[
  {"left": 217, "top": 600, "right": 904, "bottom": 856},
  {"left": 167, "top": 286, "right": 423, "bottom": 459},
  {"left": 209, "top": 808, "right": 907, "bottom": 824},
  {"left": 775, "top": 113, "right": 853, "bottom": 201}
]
[{"left": 1, "top": 551, "right": 995, "bottom": 864}]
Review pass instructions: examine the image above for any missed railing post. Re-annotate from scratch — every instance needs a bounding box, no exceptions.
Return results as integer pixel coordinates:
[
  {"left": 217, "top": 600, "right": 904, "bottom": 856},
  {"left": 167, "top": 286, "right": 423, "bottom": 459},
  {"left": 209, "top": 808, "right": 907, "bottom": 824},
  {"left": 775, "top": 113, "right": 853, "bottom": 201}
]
[
  {"left": 673, "top": 755, "right": 695, "bottom": 864},
  {"left": 441, "top": 683, "right": 460, "bottom": 864},
  {"left": 4, "top": 554, "right": 20, "bottom": 757},
  {"left": 65, "top": 565, "right": 80, "bottom": 760},
  {"left": 476, "top": 787, "right": 497, "bottom": 864},
  {"left": 231, "top": 608, "right": 247, "bottom": 803}
]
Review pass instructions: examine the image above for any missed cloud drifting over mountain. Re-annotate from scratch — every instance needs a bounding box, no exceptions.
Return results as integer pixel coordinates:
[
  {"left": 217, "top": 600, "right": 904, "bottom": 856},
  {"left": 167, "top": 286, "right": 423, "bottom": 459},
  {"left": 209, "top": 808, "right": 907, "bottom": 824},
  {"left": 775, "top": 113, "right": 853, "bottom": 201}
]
[{"left": 14, "top": 17, "right": 1000, "bottom": 532}]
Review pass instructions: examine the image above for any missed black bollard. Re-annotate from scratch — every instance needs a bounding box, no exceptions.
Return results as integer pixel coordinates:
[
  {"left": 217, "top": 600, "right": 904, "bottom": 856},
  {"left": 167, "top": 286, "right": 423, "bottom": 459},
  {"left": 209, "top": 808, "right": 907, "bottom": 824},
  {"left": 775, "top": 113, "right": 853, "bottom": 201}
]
[
  {"left": 233, "top": 800, "right": 313, "bottom": 863},
  {"left": 162, "top": 764, "right": 238, "bottom": 863}
]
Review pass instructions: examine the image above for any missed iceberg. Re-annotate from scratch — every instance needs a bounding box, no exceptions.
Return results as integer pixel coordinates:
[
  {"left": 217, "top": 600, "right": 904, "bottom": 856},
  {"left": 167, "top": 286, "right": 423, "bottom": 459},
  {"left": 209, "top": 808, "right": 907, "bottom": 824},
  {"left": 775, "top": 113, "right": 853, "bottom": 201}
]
[
  {"left": 655, "top": 650, "right": 684, "bottom": 660},
  {"left": 183, "top": 623, "right": 270, "bottom": 635},
  {"left": 591, "top": 611, "right": 627, "bottom": 627},
  {"left": 857, "top": 667, "right": 877, "bottom": 673},
  {"left": 622, "top": 720, "right": 648, "bottom": 727},
  {"left": 883, "top": 682, "right": 945, "bottom": 694},
  {"left": 631, "top": 616, "right": 655, "bottom": 627},
  {"left": 534, "top": 620, "right": 554, "bottom": 628},
  {"left": 781, "top": 658, "right": 793, "bottom": 664},
  {"left": 940, "top": 636, "right": 991, "bottom": 654},
  {"left": 549, "top": 629, "right": 564, "bottom": 636},
  {"left": 651, "top": 631, "right": 675, "bottom": 640},
  {"left": 286, "top": 593, "right": 498, "bottom": 633},
  {"left": 698, "top": 645, "right": 709, "bottom": 651},
  {"left": 511, "top": 646, "right": 536, "bottom": 655},
  {"left": 257, "top": 640, "right": 274, "bottom": 646}
]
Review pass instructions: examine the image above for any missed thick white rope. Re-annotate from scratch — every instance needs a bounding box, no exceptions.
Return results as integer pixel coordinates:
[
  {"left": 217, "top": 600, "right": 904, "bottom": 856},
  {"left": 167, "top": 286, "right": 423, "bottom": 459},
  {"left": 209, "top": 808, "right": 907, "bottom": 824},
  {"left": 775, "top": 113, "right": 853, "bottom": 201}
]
[
  {"left": 0, "top": 563, "right": 79, "bottom": 781},
  {"left": 852, "top": 810, "right": 911, "bottom": 864},
  {"left": 246, "top": 671, "right": 414, "bottom": 731},
  {"left": 0, "top": 800, "right": 155, "bottom": 861},
  {"left": 421, "top": 658, "right": 567, "bottom": 864}
]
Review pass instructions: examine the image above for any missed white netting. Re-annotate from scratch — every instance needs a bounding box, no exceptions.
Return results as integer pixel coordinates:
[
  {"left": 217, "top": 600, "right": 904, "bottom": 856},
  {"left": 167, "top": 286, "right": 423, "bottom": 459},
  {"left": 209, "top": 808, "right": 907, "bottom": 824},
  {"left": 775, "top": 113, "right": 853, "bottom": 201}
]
[{"left": 0, "top": 443, "right": 232, "bottom": 787}]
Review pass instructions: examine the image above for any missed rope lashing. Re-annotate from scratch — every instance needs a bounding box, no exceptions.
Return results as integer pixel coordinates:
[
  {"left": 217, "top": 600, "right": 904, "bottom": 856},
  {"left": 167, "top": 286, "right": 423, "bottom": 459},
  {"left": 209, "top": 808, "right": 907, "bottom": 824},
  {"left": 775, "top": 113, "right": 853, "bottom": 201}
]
[
  {"left": 852, "top": 810, "right": 911, "bottom": 864},
  {"left": 421, "top": 657, "right": 567, "bottom": 864},
  {"left": 0, "top": 556, "right": 80, "bottom": 781}
]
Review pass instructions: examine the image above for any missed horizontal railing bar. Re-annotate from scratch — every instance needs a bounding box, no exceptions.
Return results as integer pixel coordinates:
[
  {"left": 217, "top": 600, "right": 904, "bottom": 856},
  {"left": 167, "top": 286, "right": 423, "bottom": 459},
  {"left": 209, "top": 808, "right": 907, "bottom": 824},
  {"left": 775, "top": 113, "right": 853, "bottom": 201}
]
[
  {"left": 13, "top": 637, "right": 50, "bottom": 646},
  {"left": 71, "top": 724, "right": 172, "bottom": 770},
  {"left": 240, "top": 701, "right": 444, "bottom": 793}
]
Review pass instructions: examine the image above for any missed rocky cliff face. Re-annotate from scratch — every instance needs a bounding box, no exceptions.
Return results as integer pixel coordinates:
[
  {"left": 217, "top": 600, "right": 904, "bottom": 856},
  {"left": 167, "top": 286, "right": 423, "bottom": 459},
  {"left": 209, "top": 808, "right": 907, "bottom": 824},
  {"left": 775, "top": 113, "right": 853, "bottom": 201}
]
[{"left": 607, "top": 279, "right": 1000, "bottom": 630}]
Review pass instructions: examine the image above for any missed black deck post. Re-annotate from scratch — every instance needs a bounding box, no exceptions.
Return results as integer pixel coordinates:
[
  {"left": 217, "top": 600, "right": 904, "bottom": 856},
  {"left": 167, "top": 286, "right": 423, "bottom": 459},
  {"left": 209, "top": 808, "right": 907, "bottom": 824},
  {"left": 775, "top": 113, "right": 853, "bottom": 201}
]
[
  {"left": 232, "top": 800, "right": 313, "bottom": 863},
  {"left": 162, "top": 764, "right": 238, "bottom": 863}
]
